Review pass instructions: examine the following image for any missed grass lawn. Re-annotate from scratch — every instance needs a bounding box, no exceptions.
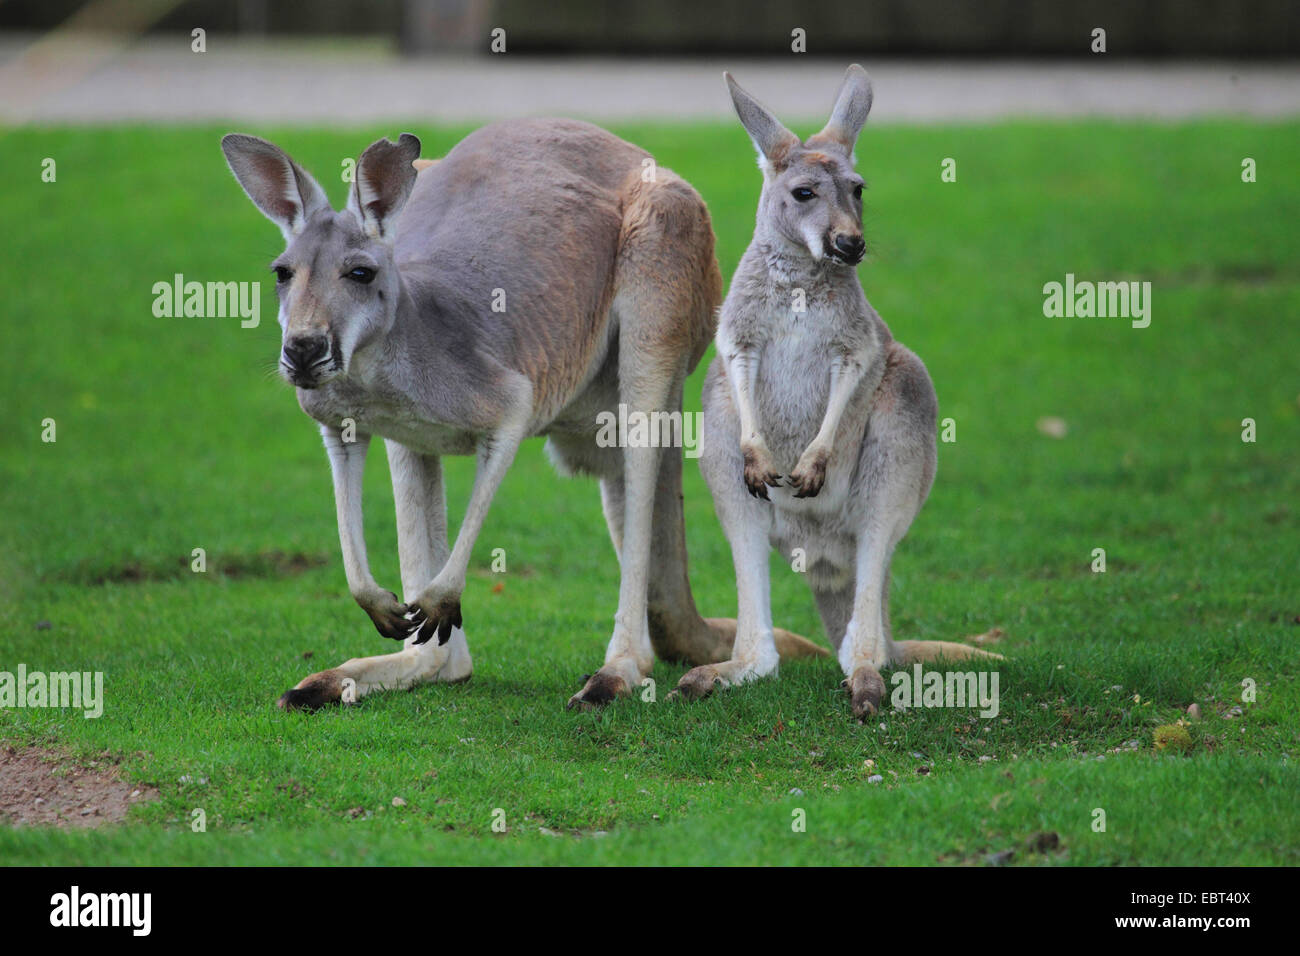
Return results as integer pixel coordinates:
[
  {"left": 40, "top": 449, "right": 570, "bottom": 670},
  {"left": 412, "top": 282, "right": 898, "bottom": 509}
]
[{"left": 0, "top": 119, "right": 1296, "bottom": 865}]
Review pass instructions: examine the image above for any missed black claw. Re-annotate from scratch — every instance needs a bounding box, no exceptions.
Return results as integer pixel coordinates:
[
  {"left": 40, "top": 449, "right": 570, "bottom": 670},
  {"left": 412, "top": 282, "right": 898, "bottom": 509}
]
[
  {"left": 407, "top": 603, "right": 463, "bottom": 646},
  {"left": 416, "top": 618, "right": 436, "bottom": 645}
]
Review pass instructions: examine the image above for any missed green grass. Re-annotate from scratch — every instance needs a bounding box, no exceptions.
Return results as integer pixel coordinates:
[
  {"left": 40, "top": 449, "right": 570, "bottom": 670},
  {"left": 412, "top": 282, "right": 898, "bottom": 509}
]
[{"left": 0, "top": 120, "right": 1296, "bottom": 865}]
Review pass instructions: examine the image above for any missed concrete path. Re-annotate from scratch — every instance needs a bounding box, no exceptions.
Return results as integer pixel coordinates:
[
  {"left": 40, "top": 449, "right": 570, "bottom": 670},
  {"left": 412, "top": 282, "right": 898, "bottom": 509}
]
[{"left": 1, "top": 35, "right": 1297, "bottom": 125}]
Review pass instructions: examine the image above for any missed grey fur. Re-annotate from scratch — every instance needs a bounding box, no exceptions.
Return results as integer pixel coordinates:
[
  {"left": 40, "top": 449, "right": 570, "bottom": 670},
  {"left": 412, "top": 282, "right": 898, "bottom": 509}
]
[
  {"left": 675, "top": 66, "right": 990, "bottom": 718},
  {"left": 221, "top": 118, "right": 824, "bottom": 710}
]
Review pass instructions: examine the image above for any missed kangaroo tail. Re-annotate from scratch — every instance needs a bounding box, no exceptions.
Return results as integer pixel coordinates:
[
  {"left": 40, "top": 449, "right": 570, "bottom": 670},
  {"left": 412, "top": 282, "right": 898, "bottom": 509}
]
[
  {"left": 702, "top": 617, "right": 829, "bottom": 661},
  {"left": 894, "top": 640, "right": 1004, "bottom": 664}
]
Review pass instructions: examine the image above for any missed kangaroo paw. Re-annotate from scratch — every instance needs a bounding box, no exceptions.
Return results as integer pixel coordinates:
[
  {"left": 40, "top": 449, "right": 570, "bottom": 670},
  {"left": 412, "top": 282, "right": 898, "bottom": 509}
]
[
  {"left": 566, "top": 659, "right": 640, "bottom": 710},
  {"left": 846, "top": 666, "right": 886, "bottom": 720},
  {"left": 787, "top": 448, "right": 829, "bottom": 498},
  {"left": 277, "top": 669, "right": 344, "bottom": 711},
  {"left": 741, "top": 444, "right": 782, "bottom": 499},
  {"left": 667, "top": 664, "right": 724, "bottom": 701},
  {"left": 406, "top": 597, "right": 463, "bottom": 646}
]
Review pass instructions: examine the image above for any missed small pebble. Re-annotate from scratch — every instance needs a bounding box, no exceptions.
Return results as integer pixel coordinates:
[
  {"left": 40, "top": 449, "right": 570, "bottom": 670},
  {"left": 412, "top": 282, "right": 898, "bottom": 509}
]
[
  {"left": 867, "top": 774, "right": 884, "bottom": 784},
  {"left": 1186, "top": 703, "right": 1201, "bottom": 720},
  {"left": 789, "top": 787, "right": 804, "bottom": 796},
  {"left": 391, "top": 797, "right": 407, "bottom": 808},
  {"left": 1036, "top": 416, "right": 1068, "bottom": 439}
]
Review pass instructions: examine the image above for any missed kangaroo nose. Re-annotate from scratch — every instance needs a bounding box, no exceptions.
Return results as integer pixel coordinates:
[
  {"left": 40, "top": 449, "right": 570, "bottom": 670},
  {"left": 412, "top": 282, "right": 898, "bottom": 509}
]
[
  {"left": 282, "top": 335, "right": 329, "bottom": 372},
  {"left": 834, "top": 235, "right": 865, "bottom": 260}
]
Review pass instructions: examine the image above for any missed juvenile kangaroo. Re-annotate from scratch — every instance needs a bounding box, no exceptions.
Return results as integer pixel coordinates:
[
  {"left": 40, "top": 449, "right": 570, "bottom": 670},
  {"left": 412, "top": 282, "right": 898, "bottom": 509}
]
[
  {"left": 673, "top": 66, "right": 996, "bottom": 718},
  {"left": 220, "top": 119, "right": 823, "bottom": 710}
]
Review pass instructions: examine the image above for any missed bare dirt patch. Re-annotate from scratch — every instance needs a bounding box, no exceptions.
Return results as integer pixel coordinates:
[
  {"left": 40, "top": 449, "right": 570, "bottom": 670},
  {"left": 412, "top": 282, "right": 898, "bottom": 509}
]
[
  {"left": 0, "top": 745, "right": 157, "bottom": 828},
  {"left": 56, "top": 549, "right": 332, "bottom": 586}
]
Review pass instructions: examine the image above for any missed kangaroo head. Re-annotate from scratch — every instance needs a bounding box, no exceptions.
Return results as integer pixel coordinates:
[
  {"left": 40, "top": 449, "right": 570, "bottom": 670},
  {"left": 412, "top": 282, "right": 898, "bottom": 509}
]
[
  {"left": 221, "top": 132, "right": 421, "bottom": 389},
  {"left": 726, "top": 65, "right": 873, "bottom": 267}
]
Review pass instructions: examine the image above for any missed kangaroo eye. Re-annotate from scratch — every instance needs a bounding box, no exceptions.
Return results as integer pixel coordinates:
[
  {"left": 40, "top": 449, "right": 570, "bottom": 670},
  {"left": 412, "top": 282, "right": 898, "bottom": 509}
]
[
  {"left": 853, "top": 184, "right": 864, "bottom": 200},
  {"left": 273, "top": 266, "right": 293, "bottom": 284},
  {"left": 791, "top": 187, "right": 816, "bottom": 202},
  {"left": 346, "top": 267, "right": 376, "bottom": 284}
]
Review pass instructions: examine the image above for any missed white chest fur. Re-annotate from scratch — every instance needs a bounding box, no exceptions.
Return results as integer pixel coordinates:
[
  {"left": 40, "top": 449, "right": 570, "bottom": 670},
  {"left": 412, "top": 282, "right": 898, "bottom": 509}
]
[
  {"left": 298, "top": 384, "right": 477, "bottom": 456},
  {"left": 749, "top": 305, "right": 874, "bottom": 470}
]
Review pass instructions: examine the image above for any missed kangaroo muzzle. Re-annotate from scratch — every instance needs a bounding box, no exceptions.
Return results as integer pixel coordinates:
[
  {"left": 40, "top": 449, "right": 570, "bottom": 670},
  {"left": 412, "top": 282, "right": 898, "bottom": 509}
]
[
  {"left": 281, "top": 333, "right": 332, "bottom": 387},
  {"left": 829, "top": 233, "right": 865, "bottom": 265}
]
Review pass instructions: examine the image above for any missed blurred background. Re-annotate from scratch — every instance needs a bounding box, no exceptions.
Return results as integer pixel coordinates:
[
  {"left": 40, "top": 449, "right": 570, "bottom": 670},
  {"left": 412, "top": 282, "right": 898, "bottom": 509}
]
[
  {"left": 4, "top": 0, "right": 1298, "bottom": 55},
  {"left": 0, "top": 0, "right": 1296, "bottom": 125}
]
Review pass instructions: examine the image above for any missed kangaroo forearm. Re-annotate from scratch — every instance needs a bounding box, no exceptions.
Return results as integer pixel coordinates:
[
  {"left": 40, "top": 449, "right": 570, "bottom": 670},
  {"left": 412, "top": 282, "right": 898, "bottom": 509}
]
[
  {"left": 811, "top": 358, "right": 865, "bottom": 451},
  {"left": 725, "top": 349, "right": 765, "bottom": 445},
  {"left": 421, "top": 420, "right": 528, "bottom": 597},
  {"left": 322, "top": 426, "right": 380, "bottom": 600}
]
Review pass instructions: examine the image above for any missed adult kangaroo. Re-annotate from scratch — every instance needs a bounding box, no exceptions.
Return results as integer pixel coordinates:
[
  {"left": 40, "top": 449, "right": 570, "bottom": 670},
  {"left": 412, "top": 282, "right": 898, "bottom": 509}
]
[{"left": 221, "top": 119, "right": 824, "bottom": 710}]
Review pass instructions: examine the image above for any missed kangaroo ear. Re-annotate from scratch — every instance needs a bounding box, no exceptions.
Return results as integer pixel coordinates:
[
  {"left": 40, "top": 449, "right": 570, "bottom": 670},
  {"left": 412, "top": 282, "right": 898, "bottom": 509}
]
[
  {"left": 221, "top": 134, "right": 330, "bottom": 241},
  {"left": 347, "top": 133, "right": 421, "bottom": 241},
  {"left": 808, "top": 64, "right": 873, "bottom": 155},
  {"left": 724, "top": 72, "right": 800, "bottom": 169}
]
